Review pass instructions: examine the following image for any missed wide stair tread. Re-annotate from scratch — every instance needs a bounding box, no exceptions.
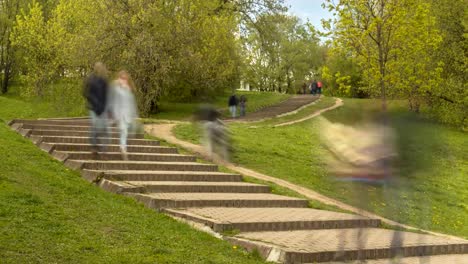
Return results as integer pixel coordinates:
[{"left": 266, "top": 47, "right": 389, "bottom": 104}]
[
  {"left": 11, "top": 118, "right": 94, "bottom": 126},
  {"left": 30, "top": 129, "right": 142, "bottom": 138},
  {"left": 46, "top": 143, "right": 177, "bottom": 153},
  {"left": 22, "top": 123, "right": 120, "bottom": 132},
  {"left": 163, "top": 207, "right": 381, "bottom": 232},
  {"left": 66, "top": 160, "right": 217, "bottom": 171},
  {"left": 127, "top": 180, "right": 270, "bottom": 193},
  {"left": 82, "top": 169, "right": 243, "bottom": 182},
  {"left": 53, "top": 151, "right": 195, "bottom": 162},
  {"left": 128, "top": 192, "right": 309, "bottom": 208},
  {"left": 236, "top": 228, "right": 468, "bottom": 263},
  {"left": 34, "top": 135, "right": 159, "bottom": 145},
  {"left": 320, "top": 254, "right": 468, "bottom": 264}
]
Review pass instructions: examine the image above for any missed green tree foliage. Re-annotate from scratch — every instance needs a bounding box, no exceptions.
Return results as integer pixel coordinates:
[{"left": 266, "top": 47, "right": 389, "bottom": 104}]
[
  {"left": 10, "top": 1, "right": 62, "bottom": 97},
  {"left": 10, "top": 0, "right": 284, "bottom": 115},
  {"left": 324, "top": 0, "right": 442, "bottom": 110},
  {"left": 242, "top": 13, "right": 322, "bottom": 93},
  {"left": 0, "top": 0, "right": 27, "bottom": 94},
  {"left": 424, "top": 0, "right": 467, "bottom": 127},
  {"left": 323, "top": 0, "right": 466, "bottom": 128},
  {"left": 320, "top": 47, "right": 363, "bottom": 98}
]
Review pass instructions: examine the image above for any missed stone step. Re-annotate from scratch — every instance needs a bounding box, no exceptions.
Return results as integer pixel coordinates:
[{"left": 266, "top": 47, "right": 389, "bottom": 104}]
[
  {"left": 11, "top": 118, "right": 96, "bottom": 126},
  {"left": 163, "top": 208, "right": 381, "bottom": 232},
  {"left": 22, "top": 123, "right": 121, "bottom": 132},
  {"left": 29, "top": 129, "right": 144, "bottom": 139},
  {"left": 65, "top": 160, "right": 218, "bottom": 172},
  {"left": 98, "top": 179, "right": 270, "bottom": 194},
  {"left": 31, "top": 136, "right": 159, "bottom": 146},
  {"left": 127, "top": 181, "right": 270, "bottom": 193},
  {"left": 52, "top": 151, "right": 196, "bottom": 162},
  {"left": 235, "top": 229, "right": 468, "bottom": 263},
  {"left": 82, "top": 170, "right": 244, "bottom": 182},
  {"left": 39, "top": 142, "right": 177, "bottom": 154},
  {"left": 127, "top": 192, "right": 309, "bottom": 209},
  {"left": 320, "top": 254, "right": 468, "bottom": 264}
]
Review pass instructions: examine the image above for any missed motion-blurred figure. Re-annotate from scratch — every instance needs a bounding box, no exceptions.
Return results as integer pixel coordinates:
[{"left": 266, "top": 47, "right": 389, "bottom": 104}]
[
  {"left": 195, "top": 105, "right": 231, "bottom": 161},
  {"left": 109, "top": 70, "right": 138, "bottom": 160},
  {"left": 83, "top": 62, "right": 110, "bottom": 153},
  {"left": 239, "top": 95, "right": 247, "bottom": 117},
  {"left": 320, "top": 117, "right": 403, "bottom": 261},
  {"left": 321, "top": 118, "right": 397, "bottom": 182}
]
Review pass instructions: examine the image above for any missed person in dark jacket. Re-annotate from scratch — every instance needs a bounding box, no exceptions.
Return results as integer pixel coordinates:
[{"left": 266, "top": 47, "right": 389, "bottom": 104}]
[
  {"left": 83, "top": 62, "right": 110, "bottom": 152},
  {"left": 228, "top": 94, "right": 238, "bottom": 118},
  {"left": 311, "top": 80, "right": 318, "bottom": 95}
]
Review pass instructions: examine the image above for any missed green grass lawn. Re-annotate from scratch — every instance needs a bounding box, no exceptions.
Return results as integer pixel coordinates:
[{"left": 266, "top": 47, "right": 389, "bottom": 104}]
[
  {"left": 152, "top": 91, "right": 291, "bottom": 120},
  {"left": 174, "top": 98, "right": 468, "bottom": 238},
  {"left": 0, "top": 94, "right": 265, "bottom": 263}
]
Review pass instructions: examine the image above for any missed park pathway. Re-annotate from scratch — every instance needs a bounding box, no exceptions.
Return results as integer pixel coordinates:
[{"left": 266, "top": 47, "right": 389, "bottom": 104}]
[
  {"left": 225, "top": 94, "right": 320, "bottom": 122},
  {"left": 9, "top": 118, "right": 468, "bottom": 263}
]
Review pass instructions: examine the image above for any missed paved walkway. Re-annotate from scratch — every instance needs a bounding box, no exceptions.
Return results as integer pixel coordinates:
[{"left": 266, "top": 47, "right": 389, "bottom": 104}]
[
  {"left": 225, "top": 95, "right": 320, "bottom": 122},
  {"left": 274, "top": 98, "right": 343, "bottom": 127},
  {"left": 144, "top": 123, "right": 461, "bottom": 240}
]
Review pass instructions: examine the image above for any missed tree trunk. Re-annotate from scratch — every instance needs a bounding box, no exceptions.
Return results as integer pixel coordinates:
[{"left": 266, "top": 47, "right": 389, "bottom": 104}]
[
  {"left": 377, "top": 8, "right": 386, "bottom": 112},
  {"left": 1, "top": 63, "right": 11, "bottom": 94}
]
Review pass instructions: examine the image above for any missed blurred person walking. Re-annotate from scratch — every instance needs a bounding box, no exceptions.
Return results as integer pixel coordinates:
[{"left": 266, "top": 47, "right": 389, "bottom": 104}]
[
  {"left": 83, "top": 62, "right": 110, "bottom": 154},
  {"left": 195, "top": 105, "right": 231, "bottom": 161},
  {"left": 320, "top": 118, "right": 404, "bottom": 262},
  {"left": 239, "top": 95, "right": 247, "bottom": 117},
  {"left": 109, "top": 70, "right": 138, "bottom": 160}
]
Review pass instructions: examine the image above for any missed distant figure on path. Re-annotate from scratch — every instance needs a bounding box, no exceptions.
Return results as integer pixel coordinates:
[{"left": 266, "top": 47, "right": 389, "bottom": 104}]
[
  {"left": 109, "top": 70, "right": 138, "bottom": 160},
  {"left": 228, "top": 93, "right": 238, "bottom": 118},
  {"left": 302, "top": 82, "right": 307, "bottom": 94},
  {"left": 317, "top": 81, "right": 323, "bottom": 94},
  {"left": 239, "top": 95, "right": 247, "bottom": 117},
  {"left": 311, "top": 80, "right": 318, "bottom": 95},
  {"left": 83, "top": 62, "right": 109, "bottom": 153}
]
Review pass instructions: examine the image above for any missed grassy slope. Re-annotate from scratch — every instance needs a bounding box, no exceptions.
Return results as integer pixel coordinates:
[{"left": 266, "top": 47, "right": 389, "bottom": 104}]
[
  {"left": 174, "top": 98, "right": 468, "bottom": 238},
  {"left": 0, "top": 95, "right": 264, "bottom": 263}
]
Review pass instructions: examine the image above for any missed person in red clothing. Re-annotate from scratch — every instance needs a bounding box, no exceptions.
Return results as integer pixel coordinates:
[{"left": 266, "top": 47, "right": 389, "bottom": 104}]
[{"left": 317, "top": 81, "right": 323, "bottom": 94}]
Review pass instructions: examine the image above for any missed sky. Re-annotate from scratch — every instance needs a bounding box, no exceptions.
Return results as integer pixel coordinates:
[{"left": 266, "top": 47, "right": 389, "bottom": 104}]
[{"left": 284, "top": 0, "right": 333, "bottom": 32}]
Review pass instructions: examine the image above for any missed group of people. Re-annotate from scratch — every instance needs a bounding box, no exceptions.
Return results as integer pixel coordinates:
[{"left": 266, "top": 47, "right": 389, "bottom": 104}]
[
  {"left": 228, "top": 94, "right": 247, "bottom": 118},
  {"left": 83, "top": 62, "right": 138, "bottom": 159},
  {"left": 301, "top": 80, "right": 323, "bottom": 95}
]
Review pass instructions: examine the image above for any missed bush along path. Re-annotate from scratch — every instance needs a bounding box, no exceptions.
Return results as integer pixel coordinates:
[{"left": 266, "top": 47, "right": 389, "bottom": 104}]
[{"left": 9, "top": 118, "right": 468, "bottom": 263}]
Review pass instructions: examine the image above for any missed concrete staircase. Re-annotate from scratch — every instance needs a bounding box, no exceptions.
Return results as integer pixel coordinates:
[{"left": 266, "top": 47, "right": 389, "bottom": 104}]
[{"left": 9, "top": 118, "right": 468, "bottom": 263}]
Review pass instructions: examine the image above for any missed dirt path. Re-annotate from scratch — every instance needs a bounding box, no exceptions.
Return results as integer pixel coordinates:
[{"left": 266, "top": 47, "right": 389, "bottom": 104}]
[{"left": 145, "top": 122, "right": 459, "bottom": 240}]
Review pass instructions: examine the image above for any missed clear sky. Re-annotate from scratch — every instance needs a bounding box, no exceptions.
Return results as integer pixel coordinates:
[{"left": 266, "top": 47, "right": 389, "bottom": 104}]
[{"left": 284, "top": 0, "right": 333, "bottom": 32}]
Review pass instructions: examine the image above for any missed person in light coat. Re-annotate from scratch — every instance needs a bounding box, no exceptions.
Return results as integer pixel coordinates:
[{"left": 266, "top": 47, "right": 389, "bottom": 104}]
[{"left": 109, "top": 70, "right": 138, "bottom": 159}]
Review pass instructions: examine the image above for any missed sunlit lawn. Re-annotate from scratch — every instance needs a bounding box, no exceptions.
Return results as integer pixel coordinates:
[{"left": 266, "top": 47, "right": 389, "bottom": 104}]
[{"left": 174, "top": 98, "right": 468, "bottom": 238}]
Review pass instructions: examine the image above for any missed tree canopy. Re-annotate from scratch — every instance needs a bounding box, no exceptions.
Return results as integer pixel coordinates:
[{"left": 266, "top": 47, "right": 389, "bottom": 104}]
[{"left": 1, "top": 0, "right": 466, "bottom": 127}]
